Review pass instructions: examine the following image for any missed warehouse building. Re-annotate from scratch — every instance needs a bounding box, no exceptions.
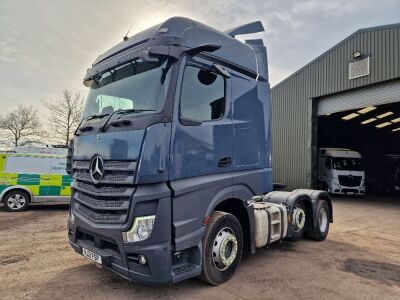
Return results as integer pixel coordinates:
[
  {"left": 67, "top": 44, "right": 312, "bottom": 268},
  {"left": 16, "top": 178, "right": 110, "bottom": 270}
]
[{"left": 271, "top": 23, "right": 400, "bottom": 193}]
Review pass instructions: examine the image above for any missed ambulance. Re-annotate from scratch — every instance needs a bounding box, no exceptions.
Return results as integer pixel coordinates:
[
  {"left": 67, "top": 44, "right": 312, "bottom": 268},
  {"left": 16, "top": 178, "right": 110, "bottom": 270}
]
[{"left": 0, "top": 146, "right": 72, "bottom": 212}]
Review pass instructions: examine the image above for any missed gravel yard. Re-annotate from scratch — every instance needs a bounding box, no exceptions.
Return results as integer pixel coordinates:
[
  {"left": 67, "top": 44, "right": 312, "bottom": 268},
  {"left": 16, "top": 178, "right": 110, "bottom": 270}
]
[{"left": 0, "top": 195, "right": 399, "bottom": 299}]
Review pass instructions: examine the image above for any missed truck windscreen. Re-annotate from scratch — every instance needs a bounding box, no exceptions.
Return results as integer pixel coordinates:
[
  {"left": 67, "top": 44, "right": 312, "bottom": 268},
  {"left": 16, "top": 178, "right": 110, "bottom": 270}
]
[
  {"left": 82, "top": 58, "right": 172, "bottom": 119},
  {"left": 332, "top": 157, "right": 363, "bottom": 171}
]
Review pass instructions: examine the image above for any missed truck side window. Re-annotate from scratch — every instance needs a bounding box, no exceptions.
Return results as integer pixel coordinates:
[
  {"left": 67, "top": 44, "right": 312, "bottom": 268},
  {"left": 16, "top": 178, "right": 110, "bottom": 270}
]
[
  {"left": 180, "top": 65, "right": 225, "bottom": 122},
  {"left": 325, "top": 157, "right": 331, "bottom": 169}
]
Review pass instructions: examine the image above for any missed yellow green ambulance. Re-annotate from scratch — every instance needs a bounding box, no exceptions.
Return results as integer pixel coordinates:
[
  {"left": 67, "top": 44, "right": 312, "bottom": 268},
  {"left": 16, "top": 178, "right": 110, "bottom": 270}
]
[{"left": 0, "top": 147, "right": 72, "bottom": 212}]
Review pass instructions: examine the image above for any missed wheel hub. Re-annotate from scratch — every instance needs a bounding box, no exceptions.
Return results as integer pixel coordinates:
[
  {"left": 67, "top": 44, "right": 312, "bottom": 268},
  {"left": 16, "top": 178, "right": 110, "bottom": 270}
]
[
  {"left": 212, "top": 227, "right": 238, "bottom": 271},
  {"left": 292, "top": 207, "right": 305, "bottom": 232}
]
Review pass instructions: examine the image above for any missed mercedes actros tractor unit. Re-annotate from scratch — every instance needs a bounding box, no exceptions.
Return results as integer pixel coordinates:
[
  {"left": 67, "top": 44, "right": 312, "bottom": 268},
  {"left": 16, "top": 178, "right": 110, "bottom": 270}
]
[{"left": 67, "top": 17, "right": 333, "bottom": 285}]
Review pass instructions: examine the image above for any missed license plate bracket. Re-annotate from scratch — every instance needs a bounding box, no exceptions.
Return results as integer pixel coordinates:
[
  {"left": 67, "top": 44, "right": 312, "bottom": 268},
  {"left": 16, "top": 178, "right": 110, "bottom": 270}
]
[{"left": 82, "top": 247, "right": 102, "bottom": 264}]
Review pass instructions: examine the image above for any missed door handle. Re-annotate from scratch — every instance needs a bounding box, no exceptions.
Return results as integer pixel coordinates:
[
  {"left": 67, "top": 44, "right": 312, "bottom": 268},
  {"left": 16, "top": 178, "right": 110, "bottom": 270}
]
[{"left": 218, "top": 156, "right": 232, "bottom": 167}]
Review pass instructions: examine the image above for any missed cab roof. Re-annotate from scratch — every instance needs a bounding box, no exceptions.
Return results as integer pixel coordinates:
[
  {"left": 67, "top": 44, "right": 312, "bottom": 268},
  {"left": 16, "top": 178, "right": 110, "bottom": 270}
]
[
  {"left": 320, "top": 148, "right": 362, "bottom": 158},
  {"left": 85, "top": 17, "right": 266, "bottom": 81}
]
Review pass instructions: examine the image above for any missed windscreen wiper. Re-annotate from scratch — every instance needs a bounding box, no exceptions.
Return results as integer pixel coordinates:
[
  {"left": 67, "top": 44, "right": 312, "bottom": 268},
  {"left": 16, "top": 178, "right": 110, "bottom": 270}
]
[
  {"left": 99, "top": 109, "right": 155, "bottom": 132},
  {"left": 74, "top": 113, "right": 110, "bottom": 135},
  {"left": 86, "top": 113, "right": 110, "bottom": 121}
]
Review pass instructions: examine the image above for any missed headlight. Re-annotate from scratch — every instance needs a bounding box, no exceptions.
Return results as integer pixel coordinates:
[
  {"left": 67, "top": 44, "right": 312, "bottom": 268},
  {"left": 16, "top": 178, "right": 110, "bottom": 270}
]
[{"left": 122, "top": 215, "right": 155, "bottom": 242}]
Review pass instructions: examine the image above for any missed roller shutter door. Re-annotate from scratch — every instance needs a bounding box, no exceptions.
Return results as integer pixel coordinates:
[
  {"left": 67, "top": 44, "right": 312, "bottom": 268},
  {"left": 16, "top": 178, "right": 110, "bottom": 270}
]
[{"left": 318, "top": 80, "right": 400, "bottom": 116}]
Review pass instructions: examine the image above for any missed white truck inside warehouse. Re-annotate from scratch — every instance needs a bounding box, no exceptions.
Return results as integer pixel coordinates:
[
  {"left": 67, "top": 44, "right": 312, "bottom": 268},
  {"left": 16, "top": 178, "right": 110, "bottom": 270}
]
[
  {"left": 318, "top": 148, "right": 365, "bottom": 195},
  {"left": 67, "top": 17, "right": 333, "bottom": 285}
]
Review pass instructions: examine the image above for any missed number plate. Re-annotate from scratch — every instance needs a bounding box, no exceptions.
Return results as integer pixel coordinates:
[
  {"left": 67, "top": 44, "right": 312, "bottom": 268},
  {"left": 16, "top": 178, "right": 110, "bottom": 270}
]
[{"left": 82, "top": 248, "right": 102, "bottom": 264}]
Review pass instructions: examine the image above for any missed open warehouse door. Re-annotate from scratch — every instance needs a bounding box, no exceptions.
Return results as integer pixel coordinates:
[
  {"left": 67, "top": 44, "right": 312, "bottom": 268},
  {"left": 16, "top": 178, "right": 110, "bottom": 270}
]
[{"left": 317, "top": 101, "right": 400, "bottom": 195}]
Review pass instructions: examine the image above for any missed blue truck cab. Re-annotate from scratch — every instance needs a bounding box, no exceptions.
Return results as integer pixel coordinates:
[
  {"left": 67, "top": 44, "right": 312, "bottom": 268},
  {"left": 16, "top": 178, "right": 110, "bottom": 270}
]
[{"left": 67, "top": 17, "right": 333, "bottom": 285}]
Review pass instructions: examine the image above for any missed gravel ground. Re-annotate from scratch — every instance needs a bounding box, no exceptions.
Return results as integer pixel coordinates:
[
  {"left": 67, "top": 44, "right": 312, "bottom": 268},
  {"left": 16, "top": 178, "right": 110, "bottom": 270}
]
[{"left": 0, "top": 195, "right": 399, "bottom": 300}]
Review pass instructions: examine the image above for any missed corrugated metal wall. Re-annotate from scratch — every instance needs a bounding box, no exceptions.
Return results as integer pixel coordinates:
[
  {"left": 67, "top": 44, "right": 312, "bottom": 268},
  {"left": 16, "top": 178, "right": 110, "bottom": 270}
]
[{"left": 271, "top": 24, "right": 400, "bottom": 189}]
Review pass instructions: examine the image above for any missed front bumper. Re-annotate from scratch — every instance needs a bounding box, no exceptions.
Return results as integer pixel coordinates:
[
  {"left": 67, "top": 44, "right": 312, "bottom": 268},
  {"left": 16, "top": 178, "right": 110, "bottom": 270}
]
[
  {"left": 331, "top": 186, "right": 365, "bottom": 195},
  {"left": 68, "top": 217, "right": 172, "bottom": 285}
]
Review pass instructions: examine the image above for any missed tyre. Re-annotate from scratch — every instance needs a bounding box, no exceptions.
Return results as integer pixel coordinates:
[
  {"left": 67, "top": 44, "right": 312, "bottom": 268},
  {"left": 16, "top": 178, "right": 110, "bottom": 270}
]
[
  {"left": 286, "top": 201, "right": 306, "bottom": 242},
  {"left": 306, "top": 200, "right": 330, "bottom": 241},
  {"left": 199, "top": 211, "right": 243, "bottom": 285},
  {"left": 3, "top": 190, "right": 30, "bottom": 212}
]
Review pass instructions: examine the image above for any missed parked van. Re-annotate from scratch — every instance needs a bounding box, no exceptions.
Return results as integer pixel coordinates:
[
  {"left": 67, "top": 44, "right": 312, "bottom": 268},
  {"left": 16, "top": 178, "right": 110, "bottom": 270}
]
[
  {"left": 318, "top": 148, "right": 365, "bottom": 195},
  {"left": 0, "top": 146, "right": 72, "bottom": 212}
]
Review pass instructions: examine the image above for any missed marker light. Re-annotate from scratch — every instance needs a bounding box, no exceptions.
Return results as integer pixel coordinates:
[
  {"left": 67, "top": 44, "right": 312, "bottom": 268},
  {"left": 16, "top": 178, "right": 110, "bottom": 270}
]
[
  {"left": 123, "top": 215, "right": 155, "bottom": 242},
  {"left": 342, "top": 113, "right": 359, "bottom": 120},
  {"left": 357, "top": 106, "right": 376, "bottom": 114},
  {"left": 376, "top": 122, "right": 392, "bottom": 128},
  {"left": 376, "top": 112, "right": 394, "bottom": 119},
  {"left": 361, "top": 118, "right": 377, "bottom": 125}
]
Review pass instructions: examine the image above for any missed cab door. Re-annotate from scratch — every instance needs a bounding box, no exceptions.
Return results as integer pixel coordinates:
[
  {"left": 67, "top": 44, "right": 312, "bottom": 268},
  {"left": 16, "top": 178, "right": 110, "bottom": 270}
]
[{"left": 169, "top": 56, "right": 233, "bottom": 249}]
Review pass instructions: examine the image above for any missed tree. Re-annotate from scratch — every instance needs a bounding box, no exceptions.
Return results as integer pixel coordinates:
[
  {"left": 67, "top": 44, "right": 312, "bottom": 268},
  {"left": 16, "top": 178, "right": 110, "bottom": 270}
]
[
  {"left": 0, "top": 105, "right": 42, "bottom": 147},
  {"left": 44, "top": 89, "right": 84, "bottom": 145}
]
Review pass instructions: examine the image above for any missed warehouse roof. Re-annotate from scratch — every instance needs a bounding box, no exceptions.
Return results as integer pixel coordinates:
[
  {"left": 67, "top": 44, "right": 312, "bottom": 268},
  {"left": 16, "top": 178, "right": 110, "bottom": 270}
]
[{"left": 273, "top": 23, "right": 400, "bottom": 89}]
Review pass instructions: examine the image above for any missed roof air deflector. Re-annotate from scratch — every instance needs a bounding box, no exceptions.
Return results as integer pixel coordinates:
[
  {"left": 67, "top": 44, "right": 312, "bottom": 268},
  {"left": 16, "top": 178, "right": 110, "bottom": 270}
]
[{"left": 225, "top": 21, "right": 264, "bottom": 37}]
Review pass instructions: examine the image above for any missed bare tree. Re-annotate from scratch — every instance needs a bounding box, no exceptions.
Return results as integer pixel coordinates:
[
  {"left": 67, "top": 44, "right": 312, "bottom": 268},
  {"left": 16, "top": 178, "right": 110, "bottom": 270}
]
[
  {"left": 0, "top": 105, "right": 42, "bottom": 147},
  {"left": 44, "top": 89, "right": 84, "bottom": 145}
]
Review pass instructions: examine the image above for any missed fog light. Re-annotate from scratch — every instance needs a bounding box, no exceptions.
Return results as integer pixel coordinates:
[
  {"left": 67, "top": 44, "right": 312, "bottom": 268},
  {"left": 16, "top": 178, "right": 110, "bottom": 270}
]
[
  {"left": 138, "top": 255, "right": 147, "bottom": 265},
  {"left": 122, "top": 215, "right": 155, "bottom": 242}
]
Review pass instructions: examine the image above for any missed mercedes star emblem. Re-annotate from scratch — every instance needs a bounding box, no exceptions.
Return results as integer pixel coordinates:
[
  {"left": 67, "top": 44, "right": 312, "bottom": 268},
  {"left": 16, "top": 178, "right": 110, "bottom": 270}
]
[{"left": 90, "top": 155, "right": 104, "bottom": 183}]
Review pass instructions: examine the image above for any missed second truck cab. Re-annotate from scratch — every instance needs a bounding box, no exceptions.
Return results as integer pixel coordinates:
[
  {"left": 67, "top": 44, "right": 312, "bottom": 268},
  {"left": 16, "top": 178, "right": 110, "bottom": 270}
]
[{"left": 318, "top": 148, "right": 365, "bottom": 195}]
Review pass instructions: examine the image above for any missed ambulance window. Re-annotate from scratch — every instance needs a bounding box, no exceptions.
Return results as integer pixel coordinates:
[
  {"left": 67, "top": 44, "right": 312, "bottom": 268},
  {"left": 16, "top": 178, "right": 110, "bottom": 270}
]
[{"left": 4, "top": 156, "right": 51, "bottom": 174}]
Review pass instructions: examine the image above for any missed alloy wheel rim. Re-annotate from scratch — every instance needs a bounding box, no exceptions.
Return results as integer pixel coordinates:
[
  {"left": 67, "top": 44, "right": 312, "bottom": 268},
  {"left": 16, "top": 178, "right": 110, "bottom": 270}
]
[{"left": 7, "top": 194, "right": 26, "bottom": 210}]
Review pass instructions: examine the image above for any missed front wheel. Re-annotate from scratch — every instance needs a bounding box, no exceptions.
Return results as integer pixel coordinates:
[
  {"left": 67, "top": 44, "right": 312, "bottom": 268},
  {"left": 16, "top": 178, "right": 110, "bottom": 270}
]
[
  {"left": 199, "top": 211, "right": 243, "bottom": 285},
  {"left": 3, "top": 190, "right": 30, "bottom": 212}
]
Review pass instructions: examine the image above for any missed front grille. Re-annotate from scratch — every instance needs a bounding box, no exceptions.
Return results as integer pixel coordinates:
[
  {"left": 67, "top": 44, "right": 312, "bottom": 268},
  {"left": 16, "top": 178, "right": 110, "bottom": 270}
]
[
  {"left": 75, "top": 192, "right": 127, "bottom": 209},
  {"left": 77, "top": 204, "right": 127, "bottom": 224},
  {"left": 72, "top": 159, "right": 136, "bottom": 224},
  {"left": 75, "top": 181, "right": 129, "bottom": 196},
  {"left": 338, "top": 175, "right": 362, "bottom": 187}
]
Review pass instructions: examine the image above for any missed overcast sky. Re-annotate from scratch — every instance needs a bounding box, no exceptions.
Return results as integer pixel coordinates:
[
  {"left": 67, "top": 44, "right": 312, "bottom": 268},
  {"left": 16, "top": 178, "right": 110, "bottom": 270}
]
[{"left": 0, "top": 0, "right": 399, "bottom": 115}]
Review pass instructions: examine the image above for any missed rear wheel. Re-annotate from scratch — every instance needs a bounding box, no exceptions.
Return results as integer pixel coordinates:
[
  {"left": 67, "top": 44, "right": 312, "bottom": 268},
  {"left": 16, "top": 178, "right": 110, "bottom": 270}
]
[
  {"left": 3, "top": 190, "right": 30, "bottom": 212},
  {"left": 286, "top": 201, "right": 306, "bottom": 242},
  {"left": 199, "top": 211, "right": 243, "bottom": 285},
  {"left": 306, "top": 200, "right": 330, "bottom": 241}
]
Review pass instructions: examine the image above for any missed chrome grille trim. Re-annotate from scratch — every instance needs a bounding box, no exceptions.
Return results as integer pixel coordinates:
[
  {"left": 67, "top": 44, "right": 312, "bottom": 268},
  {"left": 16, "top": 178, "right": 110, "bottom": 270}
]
[
  {"left": 73, "top": 160, "right": 136, "bottom": 171},
  {"left": 73, "top": 171, "right": 134, "bottom": 185},
  {"left": 72, "top": 181, "right": 133, "bottom": 197}
]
